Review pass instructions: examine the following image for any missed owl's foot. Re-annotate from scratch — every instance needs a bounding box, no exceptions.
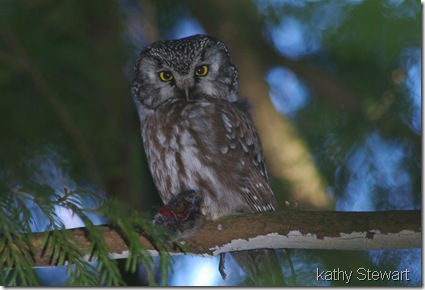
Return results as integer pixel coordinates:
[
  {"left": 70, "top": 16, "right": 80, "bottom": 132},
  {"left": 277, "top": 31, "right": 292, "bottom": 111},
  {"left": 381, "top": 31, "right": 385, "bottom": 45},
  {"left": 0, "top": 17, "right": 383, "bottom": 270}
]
[{"left": 153, "top": 190, "right": 206, "bottom": 240}]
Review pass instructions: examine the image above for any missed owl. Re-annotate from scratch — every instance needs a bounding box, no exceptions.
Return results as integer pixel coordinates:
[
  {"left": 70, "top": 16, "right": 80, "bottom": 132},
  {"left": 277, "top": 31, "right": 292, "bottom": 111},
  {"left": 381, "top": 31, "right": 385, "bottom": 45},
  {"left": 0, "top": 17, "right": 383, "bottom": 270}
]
[
  {"left": 132, "top": 34, "right": 277, "bottom": 220},
  {"left": 132, "top": 34, "right": 283, "bottom": 285}
]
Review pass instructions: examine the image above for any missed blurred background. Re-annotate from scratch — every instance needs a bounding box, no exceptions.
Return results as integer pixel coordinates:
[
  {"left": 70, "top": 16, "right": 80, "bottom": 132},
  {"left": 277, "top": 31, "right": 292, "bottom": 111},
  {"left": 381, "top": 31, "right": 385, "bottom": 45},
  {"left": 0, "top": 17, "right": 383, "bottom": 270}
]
[{"left": 0, "top": 0, "right": 421, "bottom": 286}]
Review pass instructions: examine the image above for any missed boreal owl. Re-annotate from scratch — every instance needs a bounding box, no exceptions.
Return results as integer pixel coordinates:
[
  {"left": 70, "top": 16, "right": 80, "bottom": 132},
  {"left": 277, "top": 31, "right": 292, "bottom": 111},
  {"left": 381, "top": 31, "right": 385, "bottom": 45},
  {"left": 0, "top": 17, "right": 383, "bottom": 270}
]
[{"left": 132, "top": 34, "right": 284, "bottom": 285}]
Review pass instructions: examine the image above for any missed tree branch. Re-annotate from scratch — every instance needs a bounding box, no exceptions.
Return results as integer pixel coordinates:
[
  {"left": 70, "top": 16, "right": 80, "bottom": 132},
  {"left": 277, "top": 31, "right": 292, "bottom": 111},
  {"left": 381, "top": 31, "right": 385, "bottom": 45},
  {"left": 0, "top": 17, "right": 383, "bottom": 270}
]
[{"left": 26, "top": 210, "right": 420, "bottom": 267}]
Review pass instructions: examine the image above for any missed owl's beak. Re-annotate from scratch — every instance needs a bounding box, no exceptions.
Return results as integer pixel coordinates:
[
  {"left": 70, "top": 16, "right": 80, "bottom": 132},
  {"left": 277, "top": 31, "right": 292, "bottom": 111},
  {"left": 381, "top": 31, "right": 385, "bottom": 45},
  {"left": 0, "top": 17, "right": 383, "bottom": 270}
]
[
  {"left": 184, "top": 86, "right": 190, "bottom": 102},
  {"left": 181, "top": 79, "right": 192, "bottom": 101},
  {"left": 178, "top": 78, "right": 194, "bottom": 101}
]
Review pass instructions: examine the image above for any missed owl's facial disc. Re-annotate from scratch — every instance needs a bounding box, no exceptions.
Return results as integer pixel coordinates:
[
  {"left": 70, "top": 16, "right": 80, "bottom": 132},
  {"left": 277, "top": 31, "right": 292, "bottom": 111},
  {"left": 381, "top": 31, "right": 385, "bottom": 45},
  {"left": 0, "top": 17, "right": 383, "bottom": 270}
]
[
  {"left": 164, "top": 65, "right": 208, "bottom": 102},
  {"left": 157, "top": 67, "right": 196, "bottom": 101}
]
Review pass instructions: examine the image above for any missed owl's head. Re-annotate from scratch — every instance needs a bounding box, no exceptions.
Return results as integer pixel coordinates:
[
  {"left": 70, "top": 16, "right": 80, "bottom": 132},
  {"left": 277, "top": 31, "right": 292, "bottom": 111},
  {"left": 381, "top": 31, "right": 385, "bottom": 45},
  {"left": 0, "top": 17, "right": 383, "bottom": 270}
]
[{"left": 132, "top": 34, "right": 239, "bottom": 110}]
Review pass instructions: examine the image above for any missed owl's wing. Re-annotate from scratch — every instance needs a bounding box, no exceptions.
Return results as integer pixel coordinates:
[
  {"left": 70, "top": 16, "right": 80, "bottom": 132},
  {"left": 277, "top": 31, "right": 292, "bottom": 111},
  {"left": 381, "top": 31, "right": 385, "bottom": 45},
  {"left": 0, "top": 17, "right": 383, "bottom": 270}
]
[{"left": 217, "top": 101, "right": 278, "bottom": 212}]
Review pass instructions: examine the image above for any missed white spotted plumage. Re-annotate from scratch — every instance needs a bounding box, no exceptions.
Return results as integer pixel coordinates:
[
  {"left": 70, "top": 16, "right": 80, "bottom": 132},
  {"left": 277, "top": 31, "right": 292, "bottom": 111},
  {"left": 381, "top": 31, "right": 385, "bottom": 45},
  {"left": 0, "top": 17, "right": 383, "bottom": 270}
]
[{"left": 132, "top": 34, "right": 278, "bottom": 220}]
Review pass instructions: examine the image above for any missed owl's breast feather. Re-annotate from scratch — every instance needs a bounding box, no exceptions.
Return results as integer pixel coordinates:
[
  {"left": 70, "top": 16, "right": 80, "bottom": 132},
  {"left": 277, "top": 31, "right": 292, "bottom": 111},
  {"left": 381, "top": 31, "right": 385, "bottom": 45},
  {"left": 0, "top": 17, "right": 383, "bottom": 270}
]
[{"left": 140, "top": 100, "right": 276, "bottom": 220}]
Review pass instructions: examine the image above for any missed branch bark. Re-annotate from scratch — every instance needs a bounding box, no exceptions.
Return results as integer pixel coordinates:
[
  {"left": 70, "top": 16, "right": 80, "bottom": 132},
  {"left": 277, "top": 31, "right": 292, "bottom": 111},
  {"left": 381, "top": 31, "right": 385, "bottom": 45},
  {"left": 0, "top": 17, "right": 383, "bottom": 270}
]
[{"left": 27, "top": 210, "right": 420, "bottom": 267}]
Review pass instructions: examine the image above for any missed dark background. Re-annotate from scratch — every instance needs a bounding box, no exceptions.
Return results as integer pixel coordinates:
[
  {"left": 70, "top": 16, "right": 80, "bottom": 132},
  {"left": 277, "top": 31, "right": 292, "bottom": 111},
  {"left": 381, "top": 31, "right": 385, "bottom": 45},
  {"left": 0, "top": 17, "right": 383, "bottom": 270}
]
[{"left": 0, "top": 0, "right": 421, "bottom": 286}]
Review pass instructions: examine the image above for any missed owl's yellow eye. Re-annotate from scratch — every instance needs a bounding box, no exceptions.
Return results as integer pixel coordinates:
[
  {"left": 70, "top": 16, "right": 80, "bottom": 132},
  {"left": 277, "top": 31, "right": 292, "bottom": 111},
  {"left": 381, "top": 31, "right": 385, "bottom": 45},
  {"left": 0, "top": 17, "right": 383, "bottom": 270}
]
[
  {"left": 159, "top": 71, "right": 173, "bottom": 82},
  {"left": 195, "top": 65, "right": 208, "bottom": 76}
]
